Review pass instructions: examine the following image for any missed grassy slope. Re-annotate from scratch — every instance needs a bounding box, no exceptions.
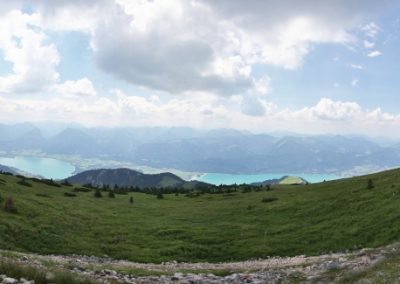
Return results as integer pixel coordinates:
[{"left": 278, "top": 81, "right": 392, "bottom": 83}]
[
  {"left": 1, "top": 169, "right": 400, "bottom": 263},
  {"left": 278, "top": 176, "right": 306, "bottom": 184}
]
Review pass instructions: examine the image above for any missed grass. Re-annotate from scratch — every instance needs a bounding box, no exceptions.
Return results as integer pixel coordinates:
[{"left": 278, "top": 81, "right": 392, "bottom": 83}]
[
  {"left": 1, "top": 169, "right": 400, "bottom": 263},
  {"left": 0, "top": 260, "right": 95, "bottom": 284}
]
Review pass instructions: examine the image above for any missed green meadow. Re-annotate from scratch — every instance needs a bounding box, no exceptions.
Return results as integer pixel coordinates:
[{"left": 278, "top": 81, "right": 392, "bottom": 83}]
[{"left": 1, "top": 169, "right": 400, "bottom": 263}]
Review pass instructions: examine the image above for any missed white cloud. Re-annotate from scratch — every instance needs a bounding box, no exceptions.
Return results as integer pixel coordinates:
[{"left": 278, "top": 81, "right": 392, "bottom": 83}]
[
  {"left": 362, "top": 22, "right": 380, "bottom": 38},
  {"left": 363, "top": 40, "right": 375, "bottom": 48},
  {"left": 350, "top": 64, "right": 364, "bottom": 70},
  {"left": 0, "top": 92, "right": 398, "bottom": 137},
  {"left": 351, "top": 78, "right": 359, "bottom": 86},
  {"left": 309, "top": 98, "right": 362, "bottom": 121},
  {"left": 0, "top": 10, "right": 60, "bottom": 94},
  {"left": 53, "top": 78, "right": 96, "bottom": 97},
  {"left": 35, "top": 0, "right": 388, "bottom": 96},
  {"left": 368, "top": 50, "right": 382, "bottom": 57}
]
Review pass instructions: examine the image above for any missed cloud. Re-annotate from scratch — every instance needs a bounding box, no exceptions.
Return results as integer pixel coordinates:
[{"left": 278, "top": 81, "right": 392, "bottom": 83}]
[
  {"left": 362, "top": 22, "right": 380, "bottom": 38},
  {"left": 0, "top": 91, "right": 398, "bottom": 137},
  {"left": 241, "top": 97, "right": 266, "bottom": 117},
  {"left": 33, "top": 0, "right": 393, "bottom": 96},
  {"left": 351, "top": 78, "right": 359, "bottom": 86},
  {"left": 0, "top": 10, "right": 60, "bottom": 94},
  {"left": 350, "top": 64, "right": 364, "bottom": 70},
  {"left": 53, "top": 78, "right": 96, "bottom": 97},
  {"left": 363, "top": 40, "right": 375, "bottom": 48},
  {"left": 309, "top": 98, "right": 362, "bottom": 121},
  {"left": 368, "top": 50, "right": 382, "bottom": 57}
]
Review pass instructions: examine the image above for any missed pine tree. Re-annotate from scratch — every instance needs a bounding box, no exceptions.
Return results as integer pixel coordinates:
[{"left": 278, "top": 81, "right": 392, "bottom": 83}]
[
  {"left": 94, "top": 188, "right": 102, "bottom": 198},
  {"left": 367, "top": 179, "right": 374, "bottom": 189}
]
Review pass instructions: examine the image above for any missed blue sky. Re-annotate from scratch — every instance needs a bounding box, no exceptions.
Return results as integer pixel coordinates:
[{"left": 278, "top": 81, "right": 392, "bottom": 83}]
[{"left": 0, "top": 0, "right": 399, "bottom": 137}]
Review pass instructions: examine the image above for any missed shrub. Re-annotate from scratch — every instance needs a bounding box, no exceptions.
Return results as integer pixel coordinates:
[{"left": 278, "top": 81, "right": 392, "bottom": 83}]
[
  {"left": 157, "top": 193, "right": 164, "bottom": 199},
  {"left": 28, "top": 178, "right": 61, "bottom": 187},
  {"left": 0, "top": 192, "right": 2, "bottom": 202},
  {"left": 94, "top": 188, "right": 102, "bottom": 198},
  {"left": 35, "top": 193, "right": 51, "bottom": 198},
  {"left": 61, "top": 180, "right": 72, "bottom": 186},
  {"left": 17, "top": 179, "right": 32, "bottom": 187},
  {"left": 64, "top": 192, "right": 77, "bottom": 197},
  {"left": 74, "top": 187, "right": 92, "bottom": 192},
  {"left": 4, "top": 197, "right": 17, "bottom": 213},
  {"left": 367, "top": 179, "right": 374, "bottom": 189},
  {"left": 262, "top": 197, "right": 278, "bottom": 203},
  {"left": 129, "top": 196, "right": 134, "bottom": 204},
  {"left": 108, "top": 191, "right": 115, "bottom": 198}
]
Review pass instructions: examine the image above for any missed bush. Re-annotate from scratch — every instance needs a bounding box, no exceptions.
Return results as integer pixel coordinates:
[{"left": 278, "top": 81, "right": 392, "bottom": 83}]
[
  {"left": 367, "top": 179, "right": 374, "bottom": 189},
  {"left": 17, "top": 179, "right": 32, "bottom": 187},
  {"left": 35, "top": 193, "right": 51, "bottom": 198},
  {"left": 64, "top": 192, "right": 77, "bottom": 197},
  {"left": 94, "top": 188, "right": 102, "bottom": 198},
  {"left": 108, "top": 191, "right": 115, "bottom": 198},
  {"left": 129, "top": 196, "right": 134, "bottom": 204},
  {"left": 157, "top": 193, "right": 164, "bottom": 199},
  {"left": 74, "top": 187, "right": 92, "bottom": 192},
  {"left": 0, "top": 192, "right": 2, "bottom": 202},
  {"left": 4, "top": 197, "right": 17, "bottom": 213},
  {"left": 262, "top": 197, "right": 278, "bottom": 203},
  {"left": 61, "top": 180, "right": 72, "bottom": 186},
  {"left": 28, "top": 178, "right": 61, "bottom": 187}
]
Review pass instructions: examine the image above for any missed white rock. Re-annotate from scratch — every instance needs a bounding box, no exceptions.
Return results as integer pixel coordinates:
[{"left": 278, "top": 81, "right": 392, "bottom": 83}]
[{"left": 2, "top": 278, "right": 17, "bottom": 284}]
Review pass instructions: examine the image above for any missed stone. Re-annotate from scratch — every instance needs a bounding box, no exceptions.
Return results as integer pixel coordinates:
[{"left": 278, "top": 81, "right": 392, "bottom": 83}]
[
  {"left": 327, "top": 261, "right": 340, "bottom": 270},
  {"left": 45, "top": 272, "right": 55, "bottom": 282},
  {"left": 2, "top": 278, "right": 17, "bottom": 284}
]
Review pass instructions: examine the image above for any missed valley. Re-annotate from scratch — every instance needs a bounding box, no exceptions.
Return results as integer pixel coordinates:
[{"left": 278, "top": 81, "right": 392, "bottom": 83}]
[{"left": 2, "top": 168, "right": 400, "bottom": 263}]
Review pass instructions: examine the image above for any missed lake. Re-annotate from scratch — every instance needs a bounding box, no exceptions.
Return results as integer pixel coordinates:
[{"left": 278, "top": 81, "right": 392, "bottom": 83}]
[
  {"left": 0, "top": 156, "right": 75, "bottom": 180},
  {"left": 196, "top": 172, "right": 341, "bottom": 185}
]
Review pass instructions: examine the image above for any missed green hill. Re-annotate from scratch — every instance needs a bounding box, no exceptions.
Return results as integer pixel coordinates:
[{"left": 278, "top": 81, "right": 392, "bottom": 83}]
[
  {"left": 1, "top": 169, "right": 400, "bottom": 263},
  {"left": 278, "top": 175, "right": 308, "bottom": 185},
  {"left": 251, "top": 175, "right": 308, "bottom": 186},
  {"left": 65, "top": 168, "right": 208, "bottom": 190}
]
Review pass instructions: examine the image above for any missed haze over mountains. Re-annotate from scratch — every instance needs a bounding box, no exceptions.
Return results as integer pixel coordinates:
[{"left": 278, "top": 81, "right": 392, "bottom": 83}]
[{"left": 1, "top": 122, "right": 400, "bottom": 175}]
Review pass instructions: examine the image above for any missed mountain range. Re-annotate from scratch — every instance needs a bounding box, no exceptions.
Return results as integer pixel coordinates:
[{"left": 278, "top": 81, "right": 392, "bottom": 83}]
[{"left": 1, "top": 122, "right": 400, "bottom": 175}]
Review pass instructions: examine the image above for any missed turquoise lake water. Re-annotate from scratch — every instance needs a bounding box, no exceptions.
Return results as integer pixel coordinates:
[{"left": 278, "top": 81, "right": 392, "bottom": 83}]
[
  {"left": 0, "top": 156, "right": 75, "bottom": 180},
  {"left": 196, "top": 172, "right": 341, "bottom": 185}
]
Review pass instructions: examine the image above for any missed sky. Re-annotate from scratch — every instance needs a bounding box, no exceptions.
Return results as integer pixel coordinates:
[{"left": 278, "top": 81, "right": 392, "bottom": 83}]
[{"left": 0, "top": 0, "right": 400, "bottom": 137}]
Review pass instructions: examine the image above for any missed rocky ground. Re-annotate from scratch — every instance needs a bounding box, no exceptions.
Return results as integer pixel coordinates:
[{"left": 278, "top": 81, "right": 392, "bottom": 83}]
[{"left": 1, "top": 243, "right": 399, "bottom": 283}]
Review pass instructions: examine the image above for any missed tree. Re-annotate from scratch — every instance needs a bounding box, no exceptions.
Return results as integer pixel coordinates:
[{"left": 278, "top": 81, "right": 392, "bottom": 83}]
[
  {"left": 4, "top": 197, "right": 17, "bottom": 213},
  {"left": 157, "top": 193, "right": 164, "bottom": 199},
  {"left": 108, "top": 190, "right": 115, "bottom": 198},
  {"left": 94, "top": 188, "right": 102, "bottom": 198},
  {"left": 129, "top": 196, "right": 134, "bottom": 204},
  {"left": 367, "top": 179, "right": 374, "bottom": 189}
]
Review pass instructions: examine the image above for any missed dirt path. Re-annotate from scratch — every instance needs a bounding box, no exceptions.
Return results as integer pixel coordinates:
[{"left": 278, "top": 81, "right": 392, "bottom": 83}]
[{"left": 1, "top": 243, "right": 397, "bottom": 283}]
